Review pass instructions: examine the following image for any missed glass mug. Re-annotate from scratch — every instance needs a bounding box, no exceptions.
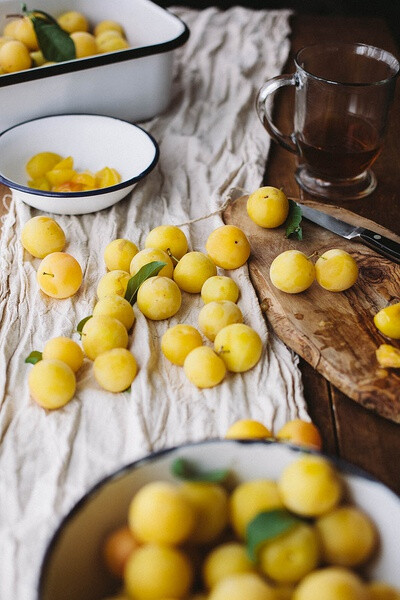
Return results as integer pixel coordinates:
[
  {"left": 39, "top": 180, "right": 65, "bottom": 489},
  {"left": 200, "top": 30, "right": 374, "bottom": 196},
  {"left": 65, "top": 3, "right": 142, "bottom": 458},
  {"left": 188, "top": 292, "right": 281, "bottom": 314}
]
[{"left": 256, "top": 43, "right": 399, "bottom": 200}]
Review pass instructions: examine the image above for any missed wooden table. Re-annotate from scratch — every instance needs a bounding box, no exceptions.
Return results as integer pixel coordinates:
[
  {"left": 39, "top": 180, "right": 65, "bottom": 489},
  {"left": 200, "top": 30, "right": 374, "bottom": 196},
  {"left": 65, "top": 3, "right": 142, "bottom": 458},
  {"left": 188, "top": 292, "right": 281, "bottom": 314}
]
[
  {"left": 262, "top": 14, "right": 400, "bottom": 496},
  {"left": 1, "top": 14, "right": 399, "bottom": 496}
]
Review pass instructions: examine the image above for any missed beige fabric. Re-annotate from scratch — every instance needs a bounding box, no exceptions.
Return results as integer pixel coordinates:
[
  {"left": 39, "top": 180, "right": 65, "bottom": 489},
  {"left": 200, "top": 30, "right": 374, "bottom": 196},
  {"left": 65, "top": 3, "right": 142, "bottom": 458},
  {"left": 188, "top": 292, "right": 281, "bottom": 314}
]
[{"left": 0, "top": 7, "right": 308, "bottom": 599}]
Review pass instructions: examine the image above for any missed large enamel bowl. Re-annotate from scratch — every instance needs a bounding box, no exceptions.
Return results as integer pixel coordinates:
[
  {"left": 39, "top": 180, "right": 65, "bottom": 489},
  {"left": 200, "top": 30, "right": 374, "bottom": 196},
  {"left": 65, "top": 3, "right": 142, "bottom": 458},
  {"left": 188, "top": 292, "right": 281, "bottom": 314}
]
[
  {"left": 0, "top": 0, "right": 189, "bottom": 131},
  {"left": 37, "top": 439, "right": 400, "bottom": 599}
]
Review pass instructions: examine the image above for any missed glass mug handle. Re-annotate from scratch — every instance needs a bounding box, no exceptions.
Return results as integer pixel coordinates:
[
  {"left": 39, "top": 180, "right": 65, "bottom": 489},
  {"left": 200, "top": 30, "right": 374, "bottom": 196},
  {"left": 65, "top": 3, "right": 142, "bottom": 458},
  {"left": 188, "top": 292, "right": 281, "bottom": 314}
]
[{"left": 256, "top": 74, "right": 298, "bottom": 154}]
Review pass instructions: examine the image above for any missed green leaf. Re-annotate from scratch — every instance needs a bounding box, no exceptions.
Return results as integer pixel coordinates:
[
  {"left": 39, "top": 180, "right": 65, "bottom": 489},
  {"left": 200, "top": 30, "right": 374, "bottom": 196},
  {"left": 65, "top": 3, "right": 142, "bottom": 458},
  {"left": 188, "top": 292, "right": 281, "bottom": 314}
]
[
  {"left": 171, "top": 458, "right": 230, "bottom": 483},
  {"left": 124, "top": 261, "right": 166, "bottom": 306},
  {"left": 284, "top": 199, "right": 303, "bottom": 240},
  {"left": 25, "top": 8, "right": 76, "bottom": 62},
  {"left": 77, "top": 315, "right": 92, "bottom": 337},
  {"left": 25, "top": 350, "right": 42, "bottom": 365},
  {"left": 246, "top": 509, "right": 302, "bottom": 562}
]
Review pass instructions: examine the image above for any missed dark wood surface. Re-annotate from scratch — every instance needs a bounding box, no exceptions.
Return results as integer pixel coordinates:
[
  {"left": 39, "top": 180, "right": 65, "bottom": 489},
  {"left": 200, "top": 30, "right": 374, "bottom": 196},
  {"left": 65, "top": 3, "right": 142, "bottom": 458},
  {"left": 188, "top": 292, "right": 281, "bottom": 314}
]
[
  {"left": 261, "top": 14, "right": 400, "bottom": 495},
  {"left": 1, "top": 14, "right": 399, "bottom": 497}
]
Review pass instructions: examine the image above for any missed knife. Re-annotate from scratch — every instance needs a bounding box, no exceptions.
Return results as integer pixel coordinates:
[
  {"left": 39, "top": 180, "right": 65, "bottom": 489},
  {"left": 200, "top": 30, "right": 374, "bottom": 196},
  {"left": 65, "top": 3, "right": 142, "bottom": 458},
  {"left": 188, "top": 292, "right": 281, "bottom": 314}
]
[{"left": 296, "top": 202, "right": 400, "bottom": 265}]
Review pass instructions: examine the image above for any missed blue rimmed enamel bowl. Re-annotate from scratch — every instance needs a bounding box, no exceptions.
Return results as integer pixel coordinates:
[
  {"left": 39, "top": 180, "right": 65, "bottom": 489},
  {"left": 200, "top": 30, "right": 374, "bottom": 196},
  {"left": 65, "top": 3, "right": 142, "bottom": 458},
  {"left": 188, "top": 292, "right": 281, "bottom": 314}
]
[
  {"left": 0, "top": 114, "right": 159, "bottom": 215},
  {"left": 37, "top": 439, "right": 400, "bottom": 599}
]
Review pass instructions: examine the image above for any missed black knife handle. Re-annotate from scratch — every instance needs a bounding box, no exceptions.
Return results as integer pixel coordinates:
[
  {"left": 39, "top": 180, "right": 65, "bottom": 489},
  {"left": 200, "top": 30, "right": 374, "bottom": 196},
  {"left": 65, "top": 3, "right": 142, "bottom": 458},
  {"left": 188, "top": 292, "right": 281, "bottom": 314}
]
[{"left": 359, "top": 229, "right": 400, "bottom": 264}]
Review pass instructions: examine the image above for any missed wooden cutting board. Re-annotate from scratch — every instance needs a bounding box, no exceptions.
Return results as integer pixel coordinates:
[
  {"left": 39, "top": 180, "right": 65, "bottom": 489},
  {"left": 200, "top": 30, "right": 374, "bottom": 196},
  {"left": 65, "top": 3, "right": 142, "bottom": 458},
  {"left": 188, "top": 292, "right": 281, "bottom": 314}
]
[{"left": 223, "top": 195, "right": 400, "bottom": 423}]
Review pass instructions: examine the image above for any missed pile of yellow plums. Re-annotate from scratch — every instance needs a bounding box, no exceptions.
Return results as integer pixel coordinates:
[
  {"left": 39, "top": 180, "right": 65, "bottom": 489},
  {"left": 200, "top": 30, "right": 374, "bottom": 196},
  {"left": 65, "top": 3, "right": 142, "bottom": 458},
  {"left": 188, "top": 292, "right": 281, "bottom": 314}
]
[
  {"left": 57, "top": 12, "right": 129, "bottom": 58},
  {"left": 246, "top": 186, "right": 360, "bottom": 294},
  {"left": 21, "top": 183, "right": 400, "bottom": 407},
  {"left": 0, "top": 10, "right": 128, "bottom": 74},
  {"left": 246, "top": 185, "right": 400, "bottom": 371},
  {"left": 22, "top": 213, "right": 264, "bottom": 408},
  {"left": 99, "top": 452, "right": 399, "bottom": 600},
  {"left": 25, "top": 151, "right": 121, "bottom": 193},
  {"left": 374, "top": 302, "right": 400, "bottom": 369},
  {"left": 90, "top": 222, "right": 261, "bottom": 391}
]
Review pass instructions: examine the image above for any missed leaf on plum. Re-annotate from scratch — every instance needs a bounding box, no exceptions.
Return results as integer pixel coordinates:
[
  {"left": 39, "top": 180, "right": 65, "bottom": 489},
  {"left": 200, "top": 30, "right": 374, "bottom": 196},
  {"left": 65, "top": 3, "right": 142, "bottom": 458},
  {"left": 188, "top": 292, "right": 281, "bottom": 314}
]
[
  {"left": 246, "top": 509, "right": 303, "bottom": 562},
  {"left": 284, "top": 199, "right": 303, "bottom": 240},
  {"left": 25, "top": 350, "right": 42, "bottom": 364},
  {"left": 77, "top": 315, "right": 92, "bottom": 337},
  {"left": 171, "top": 457, "right": 230, "bottom": 483},
  {"left": 24, "top": 6, "right": 76, "bottom": 62},
  {"left": 124, "top": 261, "right": 166, "bottom": 306}
]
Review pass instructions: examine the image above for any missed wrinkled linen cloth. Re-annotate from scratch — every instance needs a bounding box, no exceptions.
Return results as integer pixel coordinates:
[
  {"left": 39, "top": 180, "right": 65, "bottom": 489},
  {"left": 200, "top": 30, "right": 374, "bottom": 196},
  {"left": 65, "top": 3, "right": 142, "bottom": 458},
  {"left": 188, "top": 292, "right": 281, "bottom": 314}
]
[{"left": 0, "top": 7, "right": 309, "bottom": 600}]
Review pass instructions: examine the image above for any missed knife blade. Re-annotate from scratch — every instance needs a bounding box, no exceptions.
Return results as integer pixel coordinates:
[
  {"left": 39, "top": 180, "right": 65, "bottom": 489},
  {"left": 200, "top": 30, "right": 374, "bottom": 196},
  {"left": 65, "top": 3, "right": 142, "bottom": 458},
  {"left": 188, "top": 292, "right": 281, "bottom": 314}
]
[{"left": 297, "top": 202, "right": 400, "bottom": 265}]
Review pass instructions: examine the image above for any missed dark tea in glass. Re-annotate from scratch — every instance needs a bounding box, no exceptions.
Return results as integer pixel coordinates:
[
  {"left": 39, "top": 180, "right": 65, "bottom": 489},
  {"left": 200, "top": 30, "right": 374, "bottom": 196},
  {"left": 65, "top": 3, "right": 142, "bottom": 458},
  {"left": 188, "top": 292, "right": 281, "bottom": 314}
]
[{"left": 257, "top": 43, "right": 399, "bottom": 200}]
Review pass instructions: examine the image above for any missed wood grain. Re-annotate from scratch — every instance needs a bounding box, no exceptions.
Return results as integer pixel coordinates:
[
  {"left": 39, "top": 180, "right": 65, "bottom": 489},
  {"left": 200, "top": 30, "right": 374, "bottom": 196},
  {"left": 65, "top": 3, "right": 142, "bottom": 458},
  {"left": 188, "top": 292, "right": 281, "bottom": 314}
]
[{"left": 224, "top": 195, "right": 400, "bottom": 422}]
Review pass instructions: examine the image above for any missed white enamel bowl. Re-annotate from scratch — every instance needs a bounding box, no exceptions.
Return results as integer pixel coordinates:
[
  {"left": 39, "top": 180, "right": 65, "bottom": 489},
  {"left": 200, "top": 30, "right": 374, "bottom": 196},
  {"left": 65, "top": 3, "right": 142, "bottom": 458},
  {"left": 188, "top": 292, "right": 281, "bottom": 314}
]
[
  {"left": 0, "top": 114, "right": 159, "bottom": 215},
  {"left": 37, "top": 439, "right": 400, "bottom": 600}
]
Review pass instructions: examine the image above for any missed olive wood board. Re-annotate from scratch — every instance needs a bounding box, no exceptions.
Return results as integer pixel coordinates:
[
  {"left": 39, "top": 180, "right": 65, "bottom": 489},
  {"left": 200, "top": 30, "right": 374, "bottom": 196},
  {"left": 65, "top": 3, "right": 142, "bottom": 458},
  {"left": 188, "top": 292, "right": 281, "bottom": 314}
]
[{"left": 223, "top": 196, "right": 400, "bottom": 423}]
